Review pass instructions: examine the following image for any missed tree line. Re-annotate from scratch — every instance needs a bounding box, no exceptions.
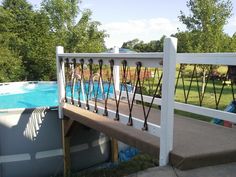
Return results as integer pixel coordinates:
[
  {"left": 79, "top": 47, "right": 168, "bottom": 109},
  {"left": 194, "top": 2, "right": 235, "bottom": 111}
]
[
  {"left": 1, "top": 0, "right": 236, "bottom": 82},
  {"left": 0, "top": 0, "right": 107, "bottom": 82},
  {"left": 122, "top": 0, "right": 236, "bottom": 53}
]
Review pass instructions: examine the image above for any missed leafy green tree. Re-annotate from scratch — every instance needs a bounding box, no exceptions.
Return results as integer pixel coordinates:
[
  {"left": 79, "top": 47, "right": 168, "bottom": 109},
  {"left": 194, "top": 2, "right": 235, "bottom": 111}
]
[
  {"left": 0, "top": 6, "right": 16, "bottom": 47},
  {"left": 171, "top": 31, "right": 199, "bottom": 52},
  {"left": 2, "top": 0, "right": 34, "bottom": 50},
  {"left": 0, "top": 0, "right": 107, "bottom": 82},
  {"left": 122, "top": 39, "right": 140, "bottom": 50},
  {"left": 122, "top": 36, "right": 165, "bottom": 52},
  {"left": 65, "top": 9, "right": 107, "bottom": 53},
  {"left": 177, "top": 0, "right": 233, "bottom": 94},
  {"left": 42, "top": 0, "right": 107, "bottom": 52},
  {"left": 2, "top": 0, "right": 35, "bottom": 79},
  {"left": 41, "top": 0, "right": 80, "bottom": 31},
  {"left": 25, "top": 11, "right": 57, "bottom": 80},
  {"left": 0, "top": 5, "right": 25, "bottom": 81},
  {"left": 41, "top": 0, "right": 81, "bottom": 47},
  {"left": 0, "top": 46, "right": 24, "bottom": 82},
  {"left": 179, "top": 0, "right": 232, "bottom": 52},
  {"left": 228, "top": 33, "right": 236, "bottom": 52}
]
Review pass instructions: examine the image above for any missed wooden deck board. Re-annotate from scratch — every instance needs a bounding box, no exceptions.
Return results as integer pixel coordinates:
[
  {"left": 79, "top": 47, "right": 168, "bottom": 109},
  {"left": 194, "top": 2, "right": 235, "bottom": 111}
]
[
  {"left": 63, "top": 100, "right": 236, "bottom": 170},
  {"left": 63, "top": 103, "right": 160, "bottom": 157}
]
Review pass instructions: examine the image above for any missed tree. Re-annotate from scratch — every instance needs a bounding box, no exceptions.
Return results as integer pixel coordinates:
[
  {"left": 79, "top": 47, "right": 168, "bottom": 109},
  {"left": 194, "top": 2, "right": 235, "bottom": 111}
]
[
  {"left": 122, "top": 39, "right": 140, "bottom": 50},
  {"left": 0, "top": 6, "right": 16, "bottom": 47},
  {"left": 0, "top": 0, "right": 107, "bottom": 82},
  {"left": 177, "top": 0, "right": 233, "bottom": 94},
  {"left": 41, "top": 0, "right": 81, "bottom": 46},
  {"left": 0, "top": 46, "right": 24, "bottom": 82},
  {"left": 179, "top": 0, "right": 232, "bottom": 52},
  {"left": 0, "top": 4, "right": 25, "bottom": 81},
  {"left": 42, "top": 1, "right": 107, "bottom": 53},
  {"left": 41, "top": 0, "right": 80, "bottom": 31},
  {"left": 2, "top": 0, "right": 35, "bottom": 79},
  {"left": 25, "top": 11, "right": 57, "bottom": 80},
  {"left": 228, "top": 33, "right": 236, "bottom": 52},
  {"left": 65, "top": 9, "right": 107, "bottom": 53},
  {"left": 121, "top": 36, "right": 165, "bottom": 52}
]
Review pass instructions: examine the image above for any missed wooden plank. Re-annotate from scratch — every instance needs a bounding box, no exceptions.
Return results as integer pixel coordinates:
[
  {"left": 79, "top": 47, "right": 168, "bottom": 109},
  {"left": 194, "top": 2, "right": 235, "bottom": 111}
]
[
  {"left": 62, "top": 119, "right": 71, "bottom": 177},
  {"left": 63, "top": 103, "right": 160, "bottom": 157},
  {"left": 111, "top": 138, "right": 118, "bottom": 162},
  {"left": 63, "top": 102, "right": 236, "bottom": 170},
  {"left": 64, "top": 119, "right": 75, "bottom": 137},
  {"left": 66, "top": 98, "right": 161, "bottom": 137}
]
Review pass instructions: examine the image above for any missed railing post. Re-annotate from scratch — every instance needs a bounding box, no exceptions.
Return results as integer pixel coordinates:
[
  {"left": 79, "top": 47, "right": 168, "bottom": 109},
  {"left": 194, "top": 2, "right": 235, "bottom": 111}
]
[
  {"left": 113, "top": 46, "right": 120, "bottom": 95},
  {"left": 111, "top": 46, "right": 119, "bottom": 162},
  {"left": 160, "top": 37, "right": 177, "bottom": 166},
  {"left": 56, "top": 46, "right": 65, "bottom": 119}
]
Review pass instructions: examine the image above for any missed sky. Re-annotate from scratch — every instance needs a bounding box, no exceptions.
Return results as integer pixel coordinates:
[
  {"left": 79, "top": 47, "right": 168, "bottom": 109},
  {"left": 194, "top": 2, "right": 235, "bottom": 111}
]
[{"left": 4, "top": 0, "right": 236, "bottom": 48}]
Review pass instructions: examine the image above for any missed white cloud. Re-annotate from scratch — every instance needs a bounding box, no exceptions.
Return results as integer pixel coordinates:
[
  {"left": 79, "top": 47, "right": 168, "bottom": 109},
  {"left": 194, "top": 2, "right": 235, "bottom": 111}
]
[{"left": 101, "top": 18, "right": 184, "bottom": 48}]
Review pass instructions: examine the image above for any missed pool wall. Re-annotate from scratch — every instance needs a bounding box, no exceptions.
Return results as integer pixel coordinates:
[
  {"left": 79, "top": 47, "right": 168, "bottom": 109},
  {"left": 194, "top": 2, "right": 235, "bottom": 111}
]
[{"left": 0, "top": 108, "right": 110, "bottom": 177}]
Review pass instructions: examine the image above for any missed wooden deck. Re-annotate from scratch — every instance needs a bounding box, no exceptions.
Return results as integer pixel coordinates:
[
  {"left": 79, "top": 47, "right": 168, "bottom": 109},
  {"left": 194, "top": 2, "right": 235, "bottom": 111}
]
[{"left": 63, "top": 100, "right": 236, "bottom": 170}]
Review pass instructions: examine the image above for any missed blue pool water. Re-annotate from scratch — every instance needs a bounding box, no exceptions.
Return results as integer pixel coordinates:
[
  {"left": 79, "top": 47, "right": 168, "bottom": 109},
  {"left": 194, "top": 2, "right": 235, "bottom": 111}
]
[
  {"left": 0, "top": 82, "right": 121, "bottom": 109},
  {"left": 0, "top": 82, "right": 58, "bottom": 109},
  {"left": 0, "top": 82, "right": 132, "bottom": 109}
]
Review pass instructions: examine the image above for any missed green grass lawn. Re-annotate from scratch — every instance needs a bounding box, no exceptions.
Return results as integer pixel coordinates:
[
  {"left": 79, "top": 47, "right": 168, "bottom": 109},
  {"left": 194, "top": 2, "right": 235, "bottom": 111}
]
[
  {"left": 61, "top": 153, "right": 157, "bottom": 177},
  {"left": 141, "top": 65, "right": 235, "bottom": 122},
  {"left": 175, "top": 78, "right": 234, "bottom": 110},
  {"left": 175, "top": 67, "right": 234, "bottom": 121}
]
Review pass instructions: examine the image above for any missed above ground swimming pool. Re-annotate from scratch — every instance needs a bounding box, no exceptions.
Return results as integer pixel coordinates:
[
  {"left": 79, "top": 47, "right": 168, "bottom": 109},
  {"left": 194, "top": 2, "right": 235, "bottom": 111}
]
[
  {"left": 0, "top": 82, "right": 59, "bottom": 109},
  {"left": 0, "top": 81, "right": 120, "bottom": 109},
  {"left": 0, "top": 82, "right": 111, "bottom": 177}
]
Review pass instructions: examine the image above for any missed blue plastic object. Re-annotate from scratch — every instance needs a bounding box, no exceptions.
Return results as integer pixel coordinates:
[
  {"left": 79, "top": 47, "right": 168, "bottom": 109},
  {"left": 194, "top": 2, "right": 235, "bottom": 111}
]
[
  {"left": 213, "top": 100, "right": 236, "bottom": 125},
  {"left": 118, "top": 147, "right": 139, "bottom": 162}
]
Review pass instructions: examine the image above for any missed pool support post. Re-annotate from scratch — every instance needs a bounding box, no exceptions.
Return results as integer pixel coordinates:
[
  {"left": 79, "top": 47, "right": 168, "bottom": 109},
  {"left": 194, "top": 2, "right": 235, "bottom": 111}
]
[
  {"left": 62, "top": 118, "right": 72, "bottom": 177},
  {"left": 56, "top": 46, "right": 72, "bottom": 176}
]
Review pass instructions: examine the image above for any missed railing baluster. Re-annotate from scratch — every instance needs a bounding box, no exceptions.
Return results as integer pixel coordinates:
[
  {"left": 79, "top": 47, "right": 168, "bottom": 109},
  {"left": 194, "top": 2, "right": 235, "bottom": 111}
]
[
  {"left": 77, "top": 59, "right": 85, "bottom": 107},
  {"left": 84, "top": 58, "right": 94, "bottom": 110},
  {"left": 70, "top": 58, "right": 76, "bottom": 105},
  {"left": 103, "top": 60, "right": 115, "bottom": 116}
]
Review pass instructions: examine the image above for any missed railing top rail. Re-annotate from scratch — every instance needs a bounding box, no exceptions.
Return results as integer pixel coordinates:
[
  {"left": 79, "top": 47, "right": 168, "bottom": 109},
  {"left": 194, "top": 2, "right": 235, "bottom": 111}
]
[
  {"left": 58, "top": 52, "right": 236, "bottom": 65},
  {"left": 177, "top": 53, "right": 236, "bottom": 65},
  {"left": 57, "top": 52, "right": 163, "bottom": 60},
  {"left": 57, "top": 52, "right": 164, "bottom": 68}
]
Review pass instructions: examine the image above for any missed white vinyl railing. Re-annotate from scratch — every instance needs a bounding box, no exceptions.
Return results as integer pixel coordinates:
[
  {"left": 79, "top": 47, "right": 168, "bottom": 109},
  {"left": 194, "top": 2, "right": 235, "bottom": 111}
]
[
  {"left": 56, "top": 37, "right": 177, "bottom": 166},
  {"left": 175, "top": 53, "right": 236, "bottom": 123},
  {"left": 177, "top": 53, "right": 236, "bottom": 65},
  {"left": 56, "top": 37, "right": 236, "bottom": 167}
]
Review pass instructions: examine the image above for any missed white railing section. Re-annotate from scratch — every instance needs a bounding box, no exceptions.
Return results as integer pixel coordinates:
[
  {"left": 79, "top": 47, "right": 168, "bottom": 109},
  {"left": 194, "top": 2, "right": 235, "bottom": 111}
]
[
  {"left": 66, "top": 97, "right": 161, "bottom": 136},
  {"left": 56, "top": 38, "right": 236, "bottom": 167},
  {"left": 176, "top": 53, "right": 236, "bottom": 123},
  {"left": 177, "top": 53, "right": 236, "bottom": 65},
  {"left": 121, "top": 52, "right": 236, "bottom": 123},
  {"left": 56, "top": 37, "right": 177, "bottom": 166},
  {"left": 57, "top": 53, "right": 163, "bottom": 68}
]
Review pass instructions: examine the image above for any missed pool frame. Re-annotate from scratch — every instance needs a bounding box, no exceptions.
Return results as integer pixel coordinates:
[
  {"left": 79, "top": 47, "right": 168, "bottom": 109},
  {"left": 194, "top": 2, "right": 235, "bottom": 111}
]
[{"left": 0, "top": 81, "right": 110, "bottom": 177}]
